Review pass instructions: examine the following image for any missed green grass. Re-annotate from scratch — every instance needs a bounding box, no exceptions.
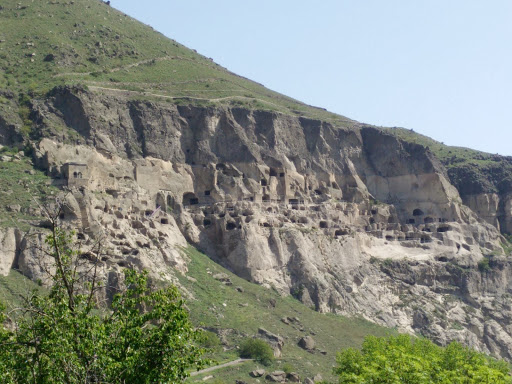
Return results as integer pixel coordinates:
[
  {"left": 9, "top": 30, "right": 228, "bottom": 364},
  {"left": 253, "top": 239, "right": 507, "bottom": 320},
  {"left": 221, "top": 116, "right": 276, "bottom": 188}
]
[
  {"left": 0, "top": 269, "right": 45, "bottom": 309},
  {"left": 0, "top": 244, "right": 395, "bottom": 382},
  {"left": 178, "top": 246, "right": 393, "bottom": 383},
  {"left": 0, "top": 0, "right": 356, "bottom": 125},
  {"left": 0, "top": 147, "right": 59, "bottom": 230}
]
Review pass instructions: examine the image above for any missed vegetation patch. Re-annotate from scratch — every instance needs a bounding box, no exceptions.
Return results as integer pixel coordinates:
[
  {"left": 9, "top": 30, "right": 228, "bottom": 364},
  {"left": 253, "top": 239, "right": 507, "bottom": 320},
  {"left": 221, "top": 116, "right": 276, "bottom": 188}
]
[
  {"left": 239, "top": 338, "right": 274, "bottom": 366},
  {"left": 335, "top": 334, "right": 512, "bottom": 383},
  {"left": 0, "top": 149, "right": 59, "bottom": 230},
  {"left": 178, "top": 246, "right": 393, "bottom": 382}
]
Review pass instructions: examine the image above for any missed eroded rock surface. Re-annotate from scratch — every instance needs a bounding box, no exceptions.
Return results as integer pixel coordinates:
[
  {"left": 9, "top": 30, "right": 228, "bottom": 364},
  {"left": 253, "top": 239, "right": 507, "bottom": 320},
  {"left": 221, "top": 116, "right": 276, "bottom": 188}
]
[{"left": 1, "top": 86, "right": 512, "bottom": 359}]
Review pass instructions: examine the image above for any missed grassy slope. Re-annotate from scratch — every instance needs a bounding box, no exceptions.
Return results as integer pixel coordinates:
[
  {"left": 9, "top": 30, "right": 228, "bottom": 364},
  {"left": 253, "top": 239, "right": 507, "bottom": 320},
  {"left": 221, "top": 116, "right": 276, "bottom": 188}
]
[
  {"left": 0, "top": 0, "right": 353, "bottom": 124},
  {"left": 0, "top": 244, "right": 394, "bottom": 383},
  {"left": 0, "top": 147, "right": 59, "bottom": 230},
  {"left": 0, "top": 270, "right": 44, "bottom": 311},
  {"left": 179, "top": 246, "right": 393, "bottom": 383}
]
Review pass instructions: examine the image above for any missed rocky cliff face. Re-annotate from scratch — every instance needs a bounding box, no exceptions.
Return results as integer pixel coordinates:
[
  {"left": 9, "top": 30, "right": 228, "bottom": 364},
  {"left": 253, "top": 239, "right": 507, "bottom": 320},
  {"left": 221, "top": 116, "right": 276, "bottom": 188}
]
[
  {"left": 1, "top": 86, "right": 512, "bottom": 359},
  {"left": 447, "top": 159, "right": 512, "bottom": 235}
]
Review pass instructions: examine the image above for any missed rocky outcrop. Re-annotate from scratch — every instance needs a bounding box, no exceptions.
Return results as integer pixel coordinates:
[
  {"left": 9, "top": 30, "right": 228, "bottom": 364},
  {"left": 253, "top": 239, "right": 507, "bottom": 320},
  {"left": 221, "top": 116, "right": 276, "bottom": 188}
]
[
  {"left": 258, "top": 328, "right": 285, "bottom": 357},
  {"left": 1, "top": 86, "right": 512, "bottom": 359},
  {"left": 298, "top": 336, "right": 315, "bottom": 351},
  {"left": 448, "top": 161, "right": 512, "bottom": 235},
  {"left": 0, "top": 91, "right": 24, "bottom": 146},
  {"left": 0, "top": 228, "right": 19, "bottom": 276}
]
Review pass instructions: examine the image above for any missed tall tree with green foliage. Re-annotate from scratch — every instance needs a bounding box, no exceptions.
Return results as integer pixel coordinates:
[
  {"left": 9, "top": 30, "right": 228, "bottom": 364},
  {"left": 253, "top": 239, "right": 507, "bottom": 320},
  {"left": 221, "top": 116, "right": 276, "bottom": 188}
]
[
  {"left": 0, "top": 206, "right": 206, "bottom": 383},
  {"left": 334, "top": 335, "right": 512, "bottom": 384}
]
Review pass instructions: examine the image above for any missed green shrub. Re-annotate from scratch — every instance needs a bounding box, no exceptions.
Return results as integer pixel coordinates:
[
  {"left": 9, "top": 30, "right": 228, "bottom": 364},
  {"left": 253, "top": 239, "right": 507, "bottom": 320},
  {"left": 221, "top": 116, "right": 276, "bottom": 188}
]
[
  {"left": 239, "top": 338, "right": 274, "bottom": 366},
  {"left": 282, "top": 362, "right": 295, "bottom": 374},
  {"left": 201, "top": 330, "right": 222, "bottom": 351},
  {"left": 478, "top": 257, "right": 491, "bottom": 272},
  {"left": 335, "top": 335, "right": 512, "bottom": 383},
  {"left": 0, "top": 225, "right": 207, "bottom": 383}
]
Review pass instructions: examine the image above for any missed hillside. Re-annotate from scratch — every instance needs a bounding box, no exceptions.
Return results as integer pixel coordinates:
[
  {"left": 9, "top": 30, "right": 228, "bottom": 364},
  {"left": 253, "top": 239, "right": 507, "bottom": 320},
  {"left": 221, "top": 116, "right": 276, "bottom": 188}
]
[
  {"left": 0, "top": 245, "right": 392, "bottom": 383},
  {"left": 2, "top": 0, "right": 512, "bottom": 377},
  {"left": 0, "top": 0, "right": 353, "bottom": 123},
  {"left": 3, "top": 0, "right": 512, "bottom": 207}
]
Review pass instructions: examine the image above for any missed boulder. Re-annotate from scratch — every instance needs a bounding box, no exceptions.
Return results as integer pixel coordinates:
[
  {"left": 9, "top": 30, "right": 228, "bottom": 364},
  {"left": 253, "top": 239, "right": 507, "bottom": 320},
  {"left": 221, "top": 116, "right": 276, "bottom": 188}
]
[
  {"left": 258, "top": 328, "right": 284, "bottom": 357},
  {"left": 0, "top": 228, "right": 17, "bottom": 276},
  {"left": 298, "top": 335, "right": 315, "bottom": 350},
  {"left": 287, "top": 372, "right": 300, "bottom": 382},
  {"left": 213, "top": 272, "right": 232, "bottom": 285},
  {"left": 266, "top": 371, "right": 286, "bottom": 382},
  {"left": 6, "top": 204, "right": 21, "bottom": 213},
  {"left": 250, "top": 369, "right": 265, "bottom": 378}
]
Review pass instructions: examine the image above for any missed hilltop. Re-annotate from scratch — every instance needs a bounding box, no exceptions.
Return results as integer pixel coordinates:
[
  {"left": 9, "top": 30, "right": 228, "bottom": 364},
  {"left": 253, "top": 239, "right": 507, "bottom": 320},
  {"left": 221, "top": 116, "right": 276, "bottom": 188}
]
[{"left": 0, "top": 0, "right": 353, "bottom": 123}]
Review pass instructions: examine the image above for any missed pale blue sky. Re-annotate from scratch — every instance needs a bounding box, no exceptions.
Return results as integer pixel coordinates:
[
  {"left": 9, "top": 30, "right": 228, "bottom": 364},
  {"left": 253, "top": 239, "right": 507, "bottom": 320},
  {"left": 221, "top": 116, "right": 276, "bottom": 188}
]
[{"left": 112, "top": 1, "right": 512, "bottom": 155}]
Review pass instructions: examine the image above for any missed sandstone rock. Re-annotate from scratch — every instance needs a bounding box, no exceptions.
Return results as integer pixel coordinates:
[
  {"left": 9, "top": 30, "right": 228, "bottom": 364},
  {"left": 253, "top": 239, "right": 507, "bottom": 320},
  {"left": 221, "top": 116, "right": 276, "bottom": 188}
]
[
  {"left": 6, "top": 204, "right": 21, "bottom": 213},
  {"left": 313, "top": 373, "right": 323, "bottom": 382},
  {"left": 304, "top": 379, "right": 315, "bottom": 384},
  {"left": 298, "top": 335, "right": 315, "bottom": 351},
  {"left": 213, "top": 272, "right": 231, "bottom": 284},
  {"left": 258, "top": 328, "right": 284, "bottom": 357},
  {"left": 0, "top": 228, "right": 17, "bottom": 276},
  {"left": 266, "top": 371, "right": 286, "bottom": 382},
  {"left": 17, "top": 232, "right": 55, "bottom": 286},
  {"left": 2, "top": 87, "right": 511, "bottom": 360},
  {"left": 250, "top": 369, "right": 265, "bottom": 377},
  {"left": 287, "top": 372, "right": 300, "bottom": 382}
]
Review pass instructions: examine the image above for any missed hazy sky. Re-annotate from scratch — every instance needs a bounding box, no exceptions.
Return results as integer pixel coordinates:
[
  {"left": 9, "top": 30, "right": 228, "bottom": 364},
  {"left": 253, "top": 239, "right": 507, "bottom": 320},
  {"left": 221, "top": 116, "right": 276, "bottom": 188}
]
[{"left": 111, "top": 1, "right": 512, "bottom": 156}]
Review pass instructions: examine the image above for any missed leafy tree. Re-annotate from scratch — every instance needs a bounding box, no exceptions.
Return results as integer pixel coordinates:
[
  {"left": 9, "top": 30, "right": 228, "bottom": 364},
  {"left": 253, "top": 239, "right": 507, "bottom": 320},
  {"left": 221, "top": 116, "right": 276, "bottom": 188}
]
[
  {"left": 0, "top": 206, "right": 207, "bottom": 383},
  {"left": 334, "top": 335, "right": 512, "bottom": 384},
  {"left": 239, "top": 338, "right": 275, "bottom": 366}
]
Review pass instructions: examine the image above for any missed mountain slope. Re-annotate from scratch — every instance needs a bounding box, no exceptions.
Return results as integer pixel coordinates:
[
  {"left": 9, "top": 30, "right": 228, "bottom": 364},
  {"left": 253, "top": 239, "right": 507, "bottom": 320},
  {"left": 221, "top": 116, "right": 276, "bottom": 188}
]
[
  {"left": 1, "top": 0, "right": 512, "bottom": 369},
  {"left": 0, "top": 0, "right": 353, "bottom": 123}
]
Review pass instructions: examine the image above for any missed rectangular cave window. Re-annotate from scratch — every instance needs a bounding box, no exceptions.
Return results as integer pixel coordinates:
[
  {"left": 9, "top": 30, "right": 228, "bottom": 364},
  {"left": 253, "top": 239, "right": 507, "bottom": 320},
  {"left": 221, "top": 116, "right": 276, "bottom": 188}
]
[
  {"left": 279, "top": 172, "right": 285, "bottom": 177},
  {"left": 408, "top": 219, "right": 415, "bottom": 224},
  {"left": 204, "top": 190, "right": 211, "bottom": 196},
  {"left": 261, "top": 179, "right": 268, "bottom": 186}
]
